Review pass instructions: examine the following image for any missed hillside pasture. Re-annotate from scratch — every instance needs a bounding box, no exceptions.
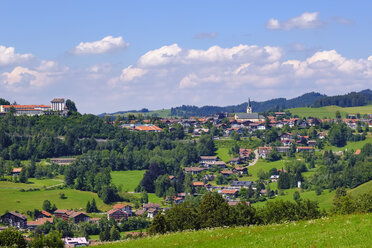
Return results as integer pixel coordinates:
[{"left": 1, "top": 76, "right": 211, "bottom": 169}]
[
  {"left": 349, "top": 180, "right": 372, "bottom": 196},
  {"left": 111, "top": 170, "right": 145, "bottom": 192},
  {"left": 288, "top": 105, "right": 372, "bottom": 118},
  {"left": 97, "top": 213, "right": 372, "bottom": 248},
  {"left": 0, "top": 187, "right": 109, "bottom": 215}
]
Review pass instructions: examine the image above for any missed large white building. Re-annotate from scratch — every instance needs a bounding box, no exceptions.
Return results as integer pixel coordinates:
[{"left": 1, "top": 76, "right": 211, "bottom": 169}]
[{"left": 51, "top": 98, "right": 65, "bottom": 111}]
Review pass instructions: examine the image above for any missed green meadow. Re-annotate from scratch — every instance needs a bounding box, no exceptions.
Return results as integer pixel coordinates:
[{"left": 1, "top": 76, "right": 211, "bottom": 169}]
[
  {"left": 240, "top": 159, "right": 287, "bottom": 181},
  {"left": 111, "top": 170, "right": 146, "bottom": 192},
  {"left": 349, "top": 180, "right": 372, "bottom": 196},
  {"left": 288, "top": 105, "right": 372, "bottom": 119},
  {"left": 97, "top": 213, "right": 372, "bottom": 248},
  {"left": 0, "top": 186, "right": 109, "bottom": 215}
]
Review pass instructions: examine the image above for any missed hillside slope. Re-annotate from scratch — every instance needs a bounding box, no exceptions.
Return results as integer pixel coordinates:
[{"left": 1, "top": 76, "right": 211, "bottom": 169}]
[{"left": 97, "top": 213, "right": 372, "bottom": 248}]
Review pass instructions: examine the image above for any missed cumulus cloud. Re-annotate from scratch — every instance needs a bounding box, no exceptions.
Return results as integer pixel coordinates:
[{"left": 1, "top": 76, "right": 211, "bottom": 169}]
[
  {"left": 266, "top": 12, "right": 355, "bottom": 31},
  {"left": 195, "top": 32, "right": 218, "bottom": 39},
  {"left": 1, "top": 60, "right": 68, "bottom": 90},
  {"left": 0, "top": 45, "right": 33, "bottom": 67},
  {"left": 266, "top": 12, "right": 324, "bottom": 30},
  {"left": 120, "top": 65, "right": 147, "bottom": 82},
  {"left": 72, "top": 36, "right": 129, "bottom": 55},
  {"left": 108, "top": 43, "right": 372, "bottom": 110}
]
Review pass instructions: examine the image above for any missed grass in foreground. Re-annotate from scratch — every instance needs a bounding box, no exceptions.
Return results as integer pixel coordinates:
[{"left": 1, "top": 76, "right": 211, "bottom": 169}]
[
  {"left": 97, "top": 213, "right": 372, "bottom": 248},
  {"left": 111, "top": 170, "right": 145, "bottom": 192}
]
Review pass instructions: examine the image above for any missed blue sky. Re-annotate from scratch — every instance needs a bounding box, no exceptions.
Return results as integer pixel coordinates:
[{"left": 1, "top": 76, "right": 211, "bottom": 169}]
[{"left": 1, "top": 1, "right": 371, "bottom": 113}]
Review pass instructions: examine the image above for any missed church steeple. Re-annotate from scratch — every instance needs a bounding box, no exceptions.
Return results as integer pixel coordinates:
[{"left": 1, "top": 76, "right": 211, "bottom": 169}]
[{"left": 247, "top": 98, "right": 252, "bottom": 114}]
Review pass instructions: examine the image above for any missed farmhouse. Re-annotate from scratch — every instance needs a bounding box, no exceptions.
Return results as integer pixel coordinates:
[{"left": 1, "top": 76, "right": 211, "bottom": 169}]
[
  {"left": 27, "top": 218, "right": 53, "bottom": 231},
  {"left": 233, "top": 166, "right": 248, "bottom": 175},
  {"left": 63, "top": 237, "right": 89, "bottom": 247},
  {"left": 12, "top": 168, "right": 22, "bottom": 176},
  {"left": 220, "top": 170, "right": 234, "bottom": 177},
  {"left": 112, "top": 203, "right": 133, "bottom": 216},
  {"left": 50, "top": 158, "right": 76, "bottom": 165},
  {"left": 259, "top": 147, "right": 272, "bottom": 158},
  {"left": 297, "top": 147, "right": 314, "bottom": 152},
  {"left": 107, "top": 208, "right": 128, "bottom": 222},
  {"left": 200, "top": 156, "right": 219, "bottom": 167},
  {"left": 1, "top": 212, "right": 27, "bottom": 229},
  {"left": 275, "top": 146, "right": 290, "bottom": 153},
  {"left": 230, "top": 181, "right": 253, "bottom": 188},
  {"left": 220, "top": 189, "right": 239, "bottom": 198},
  {"left": 184, "top": 167, "right": 207, "bottom": 174}
]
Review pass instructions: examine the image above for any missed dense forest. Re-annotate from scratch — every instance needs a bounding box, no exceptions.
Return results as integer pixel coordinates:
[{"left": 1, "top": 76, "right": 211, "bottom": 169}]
[
  {"left": 312, "top": 90, "right": 372, "bottom": 108},
  {"left": 170, "top": 92, "right": 326, "bottom": 117}
]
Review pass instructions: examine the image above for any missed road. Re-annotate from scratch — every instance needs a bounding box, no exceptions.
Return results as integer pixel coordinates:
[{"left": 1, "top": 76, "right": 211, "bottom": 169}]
[{"left": 248, "top": 149, "right": 259, "bottom": 166}]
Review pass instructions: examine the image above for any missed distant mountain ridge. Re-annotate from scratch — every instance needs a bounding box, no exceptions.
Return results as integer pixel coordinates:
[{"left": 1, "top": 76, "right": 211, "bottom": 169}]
[
  {"left": 170, "top": 92, "right": 326, "bottom": 116},
  {"left": 98, "top": 89, "right": 371, "bottom": 117}
]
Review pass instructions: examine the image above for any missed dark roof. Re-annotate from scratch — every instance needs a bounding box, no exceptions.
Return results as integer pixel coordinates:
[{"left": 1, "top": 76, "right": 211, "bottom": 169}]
[
  {"left": 5, "top": 212, "right": 27, "bottom": 220},
  {"left": 235, "top": 113, "right": 264, "bottom": 119},
  {"left": 230, "top": 181, "right": 253, "bottom": 187}
]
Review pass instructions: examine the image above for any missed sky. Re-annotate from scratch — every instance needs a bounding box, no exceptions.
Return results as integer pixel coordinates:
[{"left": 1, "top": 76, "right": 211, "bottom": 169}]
[{"left": 0, "top": 0, "right": 372, "bottom": 114}]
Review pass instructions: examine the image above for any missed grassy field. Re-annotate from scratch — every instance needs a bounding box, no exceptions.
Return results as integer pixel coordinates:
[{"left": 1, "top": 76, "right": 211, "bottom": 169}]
[
  {"left": 349, "top": 180, "right": 372, "bottom": 196},
  {"left": 215, "top": 147, "right": 231, "bottom": 162},
  {"left": 97, "top": 213, "right": 372, "bottom": 248},
  {"left": 0, "top": 187, "right": 109, "bottom": 215},
  {"left": 240, "top": 159, "right": 287, "bottom": 181},
  {"left": 253, "top": 188, "right": 335, "bottom": 211},
  {"left": 288, "top": 105, "right": 372, "bottom": 119},
  {"left": 130, "top": 193, "right": 165, "bottom": 206},
  {"left": 0, "top": 177, "right": 63, "bottom": 189},
  {"left": 111, "top": 170, "right": 146, "bottom": 192},
  {"left": 214, "top": 137, "right": 262, "bottom": 150}
]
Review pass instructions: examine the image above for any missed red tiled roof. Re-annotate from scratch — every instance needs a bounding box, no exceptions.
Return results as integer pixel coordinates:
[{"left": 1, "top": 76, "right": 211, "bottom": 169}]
[
  {"left": 112, "top": 203, "right": 128, "bottom": 209},
  {"left": 134, "top": 125, "right": 162, "bottom": 131},
  {"left": 107, "top": 208, "right": 126, "bottom": 215},
  {"left": 41, "top": 210, "right": 52, "bottom": 217},
  {"left": 27, "top": 218, "right": 53, "bottom": 226},
  {"left": 221, "top": 170, "right": 233, "bottom": 174},
  {"left": 192, "top": 182, "right": 204, "bottom": 186},
  {"left": 221, "top": 189, "right": 238, "bottom": 194},
  {"left": 12, "top": 168, "right": 22, "bottom": 173},
  {"left": 354, "top": 149, "right": 361, "bottom": 155}
]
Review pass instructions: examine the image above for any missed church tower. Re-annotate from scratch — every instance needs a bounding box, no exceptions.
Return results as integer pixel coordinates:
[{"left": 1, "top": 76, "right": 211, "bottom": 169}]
[{"left": 247, "top": 98, "right": 252, "bottom": 114}]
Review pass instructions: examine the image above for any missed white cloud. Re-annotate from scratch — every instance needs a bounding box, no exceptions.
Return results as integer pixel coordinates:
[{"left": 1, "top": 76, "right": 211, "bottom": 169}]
[
  {"left": 119, "top": 65, "right": 147, "bottom": 82},
  {"left": 138, "top": 44, "right": 182, "bottom": 67},
  {"left": 1, "top": 61, "right": 68, "bottom": 90},
  {"left": 72, "top": 36, "right": 129, "bottom": 55},
  {"left": 266, "top": 12, "right": 325, "bottom": 30},
  {"left": 137, "top": 44, "right": 282, "bottom": 67},
  {"left": 0, "top": 45, "right": 33, "bottom": 67},
  {"left": 108, "top": 44, "right": 372, "bottom": 110}
]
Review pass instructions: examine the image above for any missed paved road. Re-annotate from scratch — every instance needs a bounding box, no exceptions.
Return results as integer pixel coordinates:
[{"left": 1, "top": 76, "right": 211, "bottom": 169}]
[{"left": 248, "top": 149, "right": 259, "bottom": 166}]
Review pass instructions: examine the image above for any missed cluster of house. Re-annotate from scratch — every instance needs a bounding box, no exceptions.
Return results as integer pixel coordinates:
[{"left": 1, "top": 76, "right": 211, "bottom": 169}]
[
  {"left": 110, "top": 101, "right": 372, "bottom": 134},
  {"left": 0, "top": 98, "right": 68, "bottom": 116},
  {"left": 0, "top": 201, "right": 165, "bottom": 232}
]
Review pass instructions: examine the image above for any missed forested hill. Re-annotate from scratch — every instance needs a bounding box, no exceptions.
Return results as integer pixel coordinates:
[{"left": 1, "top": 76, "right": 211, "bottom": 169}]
[
  {"left": 313, "top": 90, "right": 372, "bottom": 108},
  {"left": 170, "top": 92, "right": 326, "bottom": 117}
]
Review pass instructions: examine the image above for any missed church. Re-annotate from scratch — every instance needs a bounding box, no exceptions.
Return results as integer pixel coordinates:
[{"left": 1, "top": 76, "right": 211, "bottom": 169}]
[{"left": 234, "top": 99, "right": 265, "bottom": 122}]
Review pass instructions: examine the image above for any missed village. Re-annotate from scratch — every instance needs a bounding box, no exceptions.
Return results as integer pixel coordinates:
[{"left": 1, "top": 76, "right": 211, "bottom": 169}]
[{"left": 1, "top": 98, "right": 371, "bottom": 246}]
